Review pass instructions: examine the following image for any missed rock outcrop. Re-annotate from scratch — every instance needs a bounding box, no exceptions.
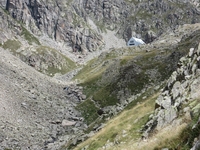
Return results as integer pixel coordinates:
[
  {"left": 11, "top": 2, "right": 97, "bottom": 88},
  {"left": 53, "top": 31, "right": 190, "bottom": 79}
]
[{"left": 143, "top": 43, "right": 200, "bottom": 141}]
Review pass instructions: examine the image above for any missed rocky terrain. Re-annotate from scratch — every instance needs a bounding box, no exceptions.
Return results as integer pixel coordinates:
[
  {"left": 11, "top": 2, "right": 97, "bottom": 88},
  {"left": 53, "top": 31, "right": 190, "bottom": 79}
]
[
  {"left": 0, "top": 47, "right": 90, "bottom": 149},
  {"left": 1, "top": 0, "right": 200, "bottom": 70},
  {"left": 1, "top": 0, "right": 200, "bottom": 150},
  {"left": 143, "top": 36, "right": 200, "bottom": 149},
  {"left": 2, "top": 0, "right": 200, "bottom": 54},
  {"left": 72, "top": 28, "right": 200, "bottom": 150}
]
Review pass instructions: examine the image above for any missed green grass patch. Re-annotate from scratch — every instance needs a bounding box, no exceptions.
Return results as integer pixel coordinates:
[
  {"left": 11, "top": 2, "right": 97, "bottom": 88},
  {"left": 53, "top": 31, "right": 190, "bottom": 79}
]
[
  {"left": 76, "top": 48, "right": 172, "bottom": 124},
  {"left": 80, "top": 77, "right": 118, "bottom": 108},
  {"left": 73, "top": 58, "right": 98, "bottom": 81},
  {"left": 71, "top": 12, "right": 87, "bottom": 28},
  {"left": 79, "top": 74, "right": 102, "bottom": 97},
  {"left": 95, "top": 21, "right": 107, "bottom": 32},
  {"left": 127, "top": 70, "right": 149, "bottom": 93},
  {"left": 21, "top": 26, "right": 40, "bottom": 45},
  {"left": 35, "top": 46, "right": 76, "bottom": 76},
  {"left": 93, "top": 84, "right": 118, "bottom": 107},
  {"left": 125, "top": 89, "right": 158, "bottom": 110},
  {"left": 74, "top": 93, "right": 157, "bottom": 150},
  {"left": 88, "top": 127, "right": 118, "bottom": 149},
  {"left": 76, "top": 99, "right": 99, "bottom": 125},
  {"left": 2, "top": 39, "right": 21, "bottom": 51},
  {"left": 0, "top": 6, "right": 9, "bottom": 14},
  {"left": 66, "top": 0, "right": 73, "bottom": 6},
  {"left": 74, "top": 52, "right": 118, "bottom": 82},
  {"left": 75, "top": 31, "right": 199, "bottom": 127},
  {"left": 120, "top": 56, "right": 135, "bottom": 66}
]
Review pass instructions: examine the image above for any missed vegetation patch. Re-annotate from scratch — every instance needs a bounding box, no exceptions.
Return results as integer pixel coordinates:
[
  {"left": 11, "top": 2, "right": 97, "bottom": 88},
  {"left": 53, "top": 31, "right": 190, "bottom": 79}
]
[
  {"left": 35, "top": 46, "right": 77, "bottom": 76},
  {"left": 95, "top": 20, "right": 107, "bottom": 32},
  {"left": 92, "top": 84, "right": 118, "bottom": 107},
  {"left": 21, "top": 26, "right": 40, "bottom": 45},
  {"left": 73, "top": 58, "right": 99, "bottom": 82},
  {"left": 74, "top": 31, "right": 200, "bottom": 145},
  {"left": 2, "top": 39, "right": 21, "bottom": 51},
  {"left": 74, "top": 93, "right": 158, "bottom": 150},
  {"left": 153, "top": 113, "right": 200, "bottom": 150},
  {"left": 75, "top": 46, "right": 179, "bottom": 125},
  {"left": 120, "top": 55, "right": 135, "bottom": 66},
  {"left": 2, "top": 44, "right": 76, "bottom": 77},
  {"left": 66, "top": 0, "right": 73, "bottom": 6},
  {"left": 76, "top": 99, "right": 99, "bottom": 125}
]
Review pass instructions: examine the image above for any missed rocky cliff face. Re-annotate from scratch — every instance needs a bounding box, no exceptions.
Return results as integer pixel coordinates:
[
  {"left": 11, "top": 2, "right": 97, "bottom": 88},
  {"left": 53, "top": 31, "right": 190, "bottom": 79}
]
[
  {"left": 1, "top": 0, "right": 104, "bottom": 53},
  {"left": 1, "top": 0, "right": 200, "bottom": 54},
  {"left": 83, "top": 0, "right": 200, "bottom": 42}
]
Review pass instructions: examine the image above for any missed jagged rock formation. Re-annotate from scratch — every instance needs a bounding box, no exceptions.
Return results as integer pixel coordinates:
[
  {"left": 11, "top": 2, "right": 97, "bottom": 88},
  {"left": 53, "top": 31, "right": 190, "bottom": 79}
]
[
  {"left": 1, "top": 0, "right": 104, "bottom": 53},
  {"left": 83, "top": 0, "right": 200, "bottom": 43},
  {"left": 0, "top": 7, "right": 78, "bottom": 76},
  {"left": 143, "top": 42, "right": 200, "bottom": 149}
]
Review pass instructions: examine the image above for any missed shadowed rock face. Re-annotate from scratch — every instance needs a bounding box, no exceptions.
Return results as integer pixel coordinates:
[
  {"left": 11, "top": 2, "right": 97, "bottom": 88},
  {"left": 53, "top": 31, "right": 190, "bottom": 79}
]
[{"left": 1, "top": 0, "right": 200, "bottom": 53}]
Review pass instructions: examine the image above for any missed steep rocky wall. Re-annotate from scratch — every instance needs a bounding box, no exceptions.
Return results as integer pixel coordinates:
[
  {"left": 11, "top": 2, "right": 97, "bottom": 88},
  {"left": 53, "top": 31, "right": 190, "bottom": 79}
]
[
  {"left": 81, "top": 0, "right": 200, "bottom": 43},
  {"left": 83, "top": 0, "right": 131, "bottom": 29},
  {"left": 2, "top": 0, "right": 200, "bottom": 52},
  {"left": 122, "top": 0, "right": 200, "bottom": 42},
  {"left": 0, "top": 0, "right": 104, "bottom": 52}
]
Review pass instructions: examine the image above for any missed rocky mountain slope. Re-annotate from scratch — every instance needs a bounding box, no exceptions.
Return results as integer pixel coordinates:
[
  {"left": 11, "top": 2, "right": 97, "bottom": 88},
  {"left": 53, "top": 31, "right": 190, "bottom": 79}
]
[
  {"left": 0, "top": 47, "right": 90, "bottom": 149},
  {"left": 1, "top": 0, "right": 200, "bottom": 54},
  {"left": 143, "top": 34, "right": 200, "bottom": 149},
  {"left": 72, "top": 27, "right": 200, "bottom": 150},
  {"left": 1, "top": 0, "right": 200, "bottom": 150},
  {"left": 1, "top": 0, "right": 200, "bottom": 74}
]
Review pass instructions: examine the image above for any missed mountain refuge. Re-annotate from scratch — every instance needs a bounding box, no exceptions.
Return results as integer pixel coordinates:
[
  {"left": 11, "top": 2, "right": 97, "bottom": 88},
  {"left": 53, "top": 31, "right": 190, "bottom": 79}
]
[{"left": 127, "top": 37, "right": 145, "bottom": 46}]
